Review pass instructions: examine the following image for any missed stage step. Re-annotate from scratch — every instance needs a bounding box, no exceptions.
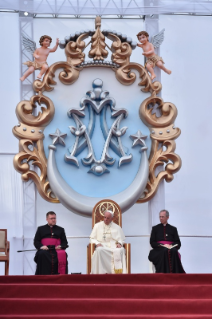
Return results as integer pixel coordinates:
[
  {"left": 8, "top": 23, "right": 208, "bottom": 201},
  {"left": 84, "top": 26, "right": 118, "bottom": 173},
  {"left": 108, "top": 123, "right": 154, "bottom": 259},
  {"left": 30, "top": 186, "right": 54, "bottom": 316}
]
[
  {"left": 0, "top": 316, "right": 212, "bottom": 319},
  {"left": 1, "top": 283, "right": 212, "bottom": 299},
  {"left": 1, "top": 273, "right": 211, "bottom": 284},
  {"left": 0, "top": 274, "right": 212, "bottom": 318},
  {"left": 1, "top": 298, "right": 212, "bottom": 315}
]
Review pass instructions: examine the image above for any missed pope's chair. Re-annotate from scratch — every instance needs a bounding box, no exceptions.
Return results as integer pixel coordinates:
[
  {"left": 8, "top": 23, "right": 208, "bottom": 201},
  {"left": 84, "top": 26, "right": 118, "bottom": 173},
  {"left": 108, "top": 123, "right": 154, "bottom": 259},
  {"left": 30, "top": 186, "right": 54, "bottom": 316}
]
[
  {"left": 0, "top": 229, "right": 10, "bottom": 275},
  {"left": 87, "top": 199, "right": 131, "bottom": 274}
]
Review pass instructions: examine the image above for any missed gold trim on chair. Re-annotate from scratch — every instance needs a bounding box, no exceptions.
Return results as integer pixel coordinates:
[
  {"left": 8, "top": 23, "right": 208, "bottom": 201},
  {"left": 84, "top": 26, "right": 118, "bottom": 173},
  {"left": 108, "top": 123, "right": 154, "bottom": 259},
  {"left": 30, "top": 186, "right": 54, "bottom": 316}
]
[
  {"left": 124, "top": 243, "right": 131, "bottom": 274},
  {"left": 92, "top": 199, "right": 122, "bottom": 228},
  {"left": 87, "top": 243, "right": 95, "bottom": 275}
]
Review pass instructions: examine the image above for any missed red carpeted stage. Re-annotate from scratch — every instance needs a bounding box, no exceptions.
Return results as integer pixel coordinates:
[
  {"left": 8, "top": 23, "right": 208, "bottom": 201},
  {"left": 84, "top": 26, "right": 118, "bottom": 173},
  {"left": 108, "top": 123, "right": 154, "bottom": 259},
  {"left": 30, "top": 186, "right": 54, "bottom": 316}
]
[{"left": 0, "top": 274, "right": 212, "bottom": 318}]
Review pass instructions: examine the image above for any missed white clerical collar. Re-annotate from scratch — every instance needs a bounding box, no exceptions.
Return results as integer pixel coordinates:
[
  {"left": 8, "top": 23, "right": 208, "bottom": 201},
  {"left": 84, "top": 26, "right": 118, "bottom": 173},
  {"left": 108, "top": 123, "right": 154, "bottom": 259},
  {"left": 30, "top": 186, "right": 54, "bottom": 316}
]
[{"left": 163, "top": 223, "right": 167, "bottom": 226}]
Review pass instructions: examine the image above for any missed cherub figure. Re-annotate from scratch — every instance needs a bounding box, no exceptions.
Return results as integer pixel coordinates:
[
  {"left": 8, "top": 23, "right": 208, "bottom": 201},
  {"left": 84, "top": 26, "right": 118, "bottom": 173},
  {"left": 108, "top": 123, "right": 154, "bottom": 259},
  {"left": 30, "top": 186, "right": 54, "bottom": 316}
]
[
  {"left": 20, "top": 35, "right": 59, "bottom": 82},
  {"left": 137, "top": 30, "right": 171, "bottom": 81}
]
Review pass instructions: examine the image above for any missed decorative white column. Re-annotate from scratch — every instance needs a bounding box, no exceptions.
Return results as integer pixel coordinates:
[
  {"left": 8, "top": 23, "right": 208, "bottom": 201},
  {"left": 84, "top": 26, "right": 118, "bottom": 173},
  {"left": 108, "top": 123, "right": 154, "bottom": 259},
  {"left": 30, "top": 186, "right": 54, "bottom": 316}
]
[
  {"left": 19, "top": 12, "right": 37, "bottom": 275},
  {"left": 22, "top": 180, "right": 37, "bottom": 275},
  {"left": 19, "top": 12, "right": 35, "bottom": 101}
]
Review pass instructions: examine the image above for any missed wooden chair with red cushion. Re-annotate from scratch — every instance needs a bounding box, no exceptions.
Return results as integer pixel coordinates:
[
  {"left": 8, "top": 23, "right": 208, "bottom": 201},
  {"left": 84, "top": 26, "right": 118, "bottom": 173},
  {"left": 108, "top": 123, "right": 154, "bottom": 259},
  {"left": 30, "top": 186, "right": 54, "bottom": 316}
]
[{"left": 0, "top": 229, "right": 10, "bottom": 275}]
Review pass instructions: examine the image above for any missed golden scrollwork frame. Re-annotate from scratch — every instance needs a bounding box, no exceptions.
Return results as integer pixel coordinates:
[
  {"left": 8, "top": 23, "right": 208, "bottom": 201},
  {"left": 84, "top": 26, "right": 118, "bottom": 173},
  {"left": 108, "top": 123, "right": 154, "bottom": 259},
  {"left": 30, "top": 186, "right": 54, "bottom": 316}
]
[{"left": 13, "top": 17, "right": 181, "bottom": 205}]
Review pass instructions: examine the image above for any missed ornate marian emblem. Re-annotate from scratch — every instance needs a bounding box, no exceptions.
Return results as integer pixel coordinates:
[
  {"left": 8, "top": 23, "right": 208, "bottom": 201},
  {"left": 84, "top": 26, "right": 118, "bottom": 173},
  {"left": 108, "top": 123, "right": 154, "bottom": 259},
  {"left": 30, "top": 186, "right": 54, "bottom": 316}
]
[
  {"left": 65, "top": 78, "right": 133, "bottom": 176},
  {"left": 13, "top": 17, "right": 181, "bottom": 217}
]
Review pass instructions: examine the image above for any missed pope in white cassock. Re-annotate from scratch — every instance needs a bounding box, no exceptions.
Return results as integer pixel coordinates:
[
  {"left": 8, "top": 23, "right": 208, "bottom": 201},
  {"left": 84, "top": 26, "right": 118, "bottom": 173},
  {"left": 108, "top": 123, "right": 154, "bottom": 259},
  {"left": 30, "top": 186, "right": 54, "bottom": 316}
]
[{"left": 89, "top": 210, "right": 127, "bottom": 274}]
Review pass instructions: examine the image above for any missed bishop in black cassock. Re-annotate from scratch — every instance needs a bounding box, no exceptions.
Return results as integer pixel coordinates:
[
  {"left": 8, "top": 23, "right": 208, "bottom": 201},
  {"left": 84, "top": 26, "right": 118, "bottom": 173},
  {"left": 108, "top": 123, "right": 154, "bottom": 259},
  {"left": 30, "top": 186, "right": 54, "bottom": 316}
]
[
  {"left": 34, "top": 212, "right": 68, "bottom": 275},
  {"left": 148, "top": 210, "right": 185, "bottom": 273}
]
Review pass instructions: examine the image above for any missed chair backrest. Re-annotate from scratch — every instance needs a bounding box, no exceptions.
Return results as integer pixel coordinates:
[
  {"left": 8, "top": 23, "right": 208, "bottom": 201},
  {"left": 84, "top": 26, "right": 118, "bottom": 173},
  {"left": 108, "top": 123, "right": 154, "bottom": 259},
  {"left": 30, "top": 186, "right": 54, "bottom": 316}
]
[
  {"left": 0, "top": 229, "right": 7, "bottom": 253},
  {"left": 92, "top": 199, "right": 122, "bottom": 228}
]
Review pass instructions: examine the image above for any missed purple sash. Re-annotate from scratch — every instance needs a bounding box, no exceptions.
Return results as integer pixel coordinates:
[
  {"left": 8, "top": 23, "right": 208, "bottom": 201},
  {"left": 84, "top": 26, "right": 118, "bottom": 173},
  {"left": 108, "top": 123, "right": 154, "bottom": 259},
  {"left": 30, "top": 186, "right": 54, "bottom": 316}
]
[
  {"left": 41, "top": 238, "right": 67, "bottom": 274},
  {"left": 158, "top": 240, "right": 173, "bottom": 245},
  {"left": 157, "top": 241, "right": 181, "bottom": 259}
]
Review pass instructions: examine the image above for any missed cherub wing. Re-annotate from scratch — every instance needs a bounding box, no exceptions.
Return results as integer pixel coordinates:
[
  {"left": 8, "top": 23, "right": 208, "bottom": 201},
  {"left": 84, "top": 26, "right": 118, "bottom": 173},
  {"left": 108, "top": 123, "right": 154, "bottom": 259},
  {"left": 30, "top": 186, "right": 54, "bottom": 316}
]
[
  {"left": 150, "top": 28, "right": 165, "bottom": 48},
  {"left": 22, "top": 34, "right": 37, "bottom": 54}
]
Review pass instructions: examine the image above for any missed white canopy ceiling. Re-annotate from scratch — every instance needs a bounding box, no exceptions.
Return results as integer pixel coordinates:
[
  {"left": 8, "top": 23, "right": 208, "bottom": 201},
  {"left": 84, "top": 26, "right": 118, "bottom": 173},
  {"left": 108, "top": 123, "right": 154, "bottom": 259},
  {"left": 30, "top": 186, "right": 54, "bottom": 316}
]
[{"left": 1, "top": 0, "right": 212, "bottom": 16}]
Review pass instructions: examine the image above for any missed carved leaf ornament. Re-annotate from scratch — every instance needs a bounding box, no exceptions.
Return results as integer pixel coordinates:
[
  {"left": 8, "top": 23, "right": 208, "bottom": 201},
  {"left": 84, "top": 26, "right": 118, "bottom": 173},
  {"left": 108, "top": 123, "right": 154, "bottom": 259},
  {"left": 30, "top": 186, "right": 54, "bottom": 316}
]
[{"left": 13, "top": 17, "right": 181, "bottom": 208}]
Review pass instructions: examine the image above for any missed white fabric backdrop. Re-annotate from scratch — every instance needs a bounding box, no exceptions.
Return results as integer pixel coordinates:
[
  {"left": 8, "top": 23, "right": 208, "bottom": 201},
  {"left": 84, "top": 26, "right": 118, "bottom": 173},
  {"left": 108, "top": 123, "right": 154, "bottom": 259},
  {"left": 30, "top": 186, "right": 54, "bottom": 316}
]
[
  {"left": 0, "top": 13, "right": 212, "bottom": 274},
  {"left": 0, "top": 13, "right": 20, "bottom": 153},
  {"left": 159, "top": 14, "right": 212, "bottom": 272},
  {"left": 0, "top": 155, "right": 24, "bottom": 275},
  {"left": 160, "top": 14, "right": 212, "bottom": 236}
]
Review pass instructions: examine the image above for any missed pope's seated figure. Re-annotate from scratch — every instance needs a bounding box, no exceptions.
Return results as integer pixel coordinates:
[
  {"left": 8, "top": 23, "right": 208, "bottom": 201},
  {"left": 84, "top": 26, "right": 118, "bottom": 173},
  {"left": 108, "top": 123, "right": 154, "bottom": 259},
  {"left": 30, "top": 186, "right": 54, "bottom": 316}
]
[{"left": 89, "top": 210, "right": 127, "bottom": 274}]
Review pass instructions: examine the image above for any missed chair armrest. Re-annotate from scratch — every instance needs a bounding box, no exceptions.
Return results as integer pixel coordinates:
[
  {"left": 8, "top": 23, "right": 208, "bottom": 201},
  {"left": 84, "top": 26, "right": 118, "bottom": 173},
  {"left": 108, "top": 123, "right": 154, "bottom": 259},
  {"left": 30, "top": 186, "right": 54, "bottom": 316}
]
[
  {"left": 123, "top": 243, "right": 131, "bottom": 274},
  {"left": 87, "top": 243, "right": 95, "bottom": 274},
  {"left": 87, "top": 243, "right": 95, "bottom": 253}
]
